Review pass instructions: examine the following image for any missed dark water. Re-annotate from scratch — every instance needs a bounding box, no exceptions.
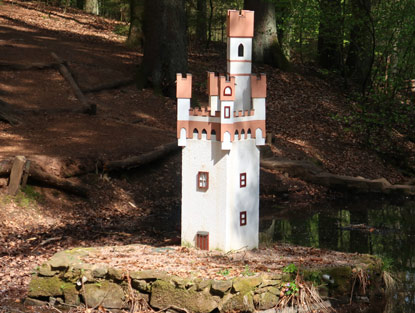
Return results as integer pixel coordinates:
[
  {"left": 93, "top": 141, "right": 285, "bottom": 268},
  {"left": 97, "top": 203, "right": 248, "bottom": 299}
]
[{"left": 259, "top": 197, "right": 415, "bottom": 312}]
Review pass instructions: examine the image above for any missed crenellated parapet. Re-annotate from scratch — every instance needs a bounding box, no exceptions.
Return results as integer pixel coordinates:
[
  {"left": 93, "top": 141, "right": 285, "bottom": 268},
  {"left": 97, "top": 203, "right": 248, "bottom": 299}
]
[
  {"left": 227, "top": 10, "right": 254, "bottom": 38},
  {"left": 176, "top": 71, "right": 266, "bottom": 149}
]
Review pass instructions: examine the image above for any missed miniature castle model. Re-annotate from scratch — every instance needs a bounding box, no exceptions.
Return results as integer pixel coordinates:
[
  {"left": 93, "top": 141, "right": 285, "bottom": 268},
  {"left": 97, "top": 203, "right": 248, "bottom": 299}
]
[{"left": 176, "top": 10, "right": 266, "bottom": 252}]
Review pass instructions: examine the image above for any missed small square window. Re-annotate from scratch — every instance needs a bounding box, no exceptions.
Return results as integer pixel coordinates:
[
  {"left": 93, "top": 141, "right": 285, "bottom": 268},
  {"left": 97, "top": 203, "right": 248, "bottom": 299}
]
[
  {"left": 240, "top": 173, "right": 247, "bottom": 188},
  {"left": 240, "top": 211, "right": 247, "bottom": 226},
  {"left": 224, "top": 106, "right": 231, "bottom": 118},
  {"left": 198, "top": 172, "right": 209, "bottom": 190}
]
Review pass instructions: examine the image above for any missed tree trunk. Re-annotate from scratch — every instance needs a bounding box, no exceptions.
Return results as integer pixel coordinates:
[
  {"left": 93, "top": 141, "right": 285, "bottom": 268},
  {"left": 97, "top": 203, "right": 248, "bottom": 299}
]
[
  {"left": 196, "top": 0, "right": 207, "bottom": 43},
  {"left": 139, "top": 0, "right": 188, "bottom": 98},
  {"left": 127, "top": 0, "right": 144, "bottom": 47},
  {"left": 244, "top": 0, "right": 290, "bottom": 70},
  {"left": 206, "top": 0, "right": 213, "bottom": 48},
  {"left": 318, "top": 0, "right": 342, "bottom": 70},
  {"left": 345, "top": 0, "right": 373, "bottom": 91},
  {"left": 84, "top": 0, "right": 99, "bottom": 15}
]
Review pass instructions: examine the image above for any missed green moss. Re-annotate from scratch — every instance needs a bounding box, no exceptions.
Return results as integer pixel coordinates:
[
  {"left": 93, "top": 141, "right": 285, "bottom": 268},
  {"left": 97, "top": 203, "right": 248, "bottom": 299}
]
[{"left": 28, "top": 276, "right": 64, "bottom": 298}]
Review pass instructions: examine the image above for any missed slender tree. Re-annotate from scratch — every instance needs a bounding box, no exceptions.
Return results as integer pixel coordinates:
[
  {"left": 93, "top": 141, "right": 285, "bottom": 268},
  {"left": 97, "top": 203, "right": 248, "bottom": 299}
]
[
  {"left": 244, "top": 0, "right": 289, "bottom": 70},
  {"left": 318, "top": 0, "right": 342, "bottom": 69},
  {"left": 196, "top": 0, "right": 207, "bottom": 43},
  {"left": 345, "top": 0, "right": 373, "bottom": 91},
  {"left": 127, "top": 0, "right": 144, "bottom": 47},
  {"left": 139, "top": 0, "right": 188, "bottom": 98},
  {"left": 84, "top": 0, "right": 99, "bottom": 15}
]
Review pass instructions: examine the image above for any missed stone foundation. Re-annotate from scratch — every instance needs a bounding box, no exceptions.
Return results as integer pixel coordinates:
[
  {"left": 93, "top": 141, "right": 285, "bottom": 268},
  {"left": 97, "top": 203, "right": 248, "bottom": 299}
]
[{"left": 26, "top": 245, "right": 384, "bottom": 312}]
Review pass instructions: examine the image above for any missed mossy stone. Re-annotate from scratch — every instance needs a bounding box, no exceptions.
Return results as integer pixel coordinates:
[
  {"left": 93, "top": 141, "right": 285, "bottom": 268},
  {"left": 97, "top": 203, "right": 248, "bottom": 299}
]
[
  {"left": 211, "top": 280, "right": 232, "bottom": 296},
  {"left": 132, "top": 279, "right": 151, "bottom": 292},
  {"left": 28, "top": 276, "right": 64, "bottom": 298},
  {"left": 197, "top": 279, "right": 212, "bottom": 291},
  {"left": 220, "top": 291, "right": 255, "bottom": 312},
  {"left": 38, "top": 263, "right": 59, "bottom": 277},
  {"left": 108, "top": 268, "right": 124, "bottom": 281},
  {"left": 62, "top": 284, "right": 80, "bottom": 305},
  {"left": 232, "top": 277, "right": 262, "bottom": 294},
  {"left": 83, "top": 281, "right": 125, "bottom": 309},
  {"left": 130, "top": 270, "right": 168, "bottom": 281},
  {"left": 254, "top": 292, "right": 278, "bottom": 310},
  {"left": 150, "top": 279, "right": 218, "bottom": 313}
]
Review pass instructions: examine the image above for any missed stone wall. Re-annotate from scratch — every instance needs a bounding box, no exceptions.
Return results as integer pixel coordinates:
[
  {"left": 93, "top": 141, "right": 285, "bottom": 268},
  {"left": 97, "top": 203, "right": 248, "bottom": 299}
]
[{"left": 26, "top": 248, "right": 384, "bottom": 312}]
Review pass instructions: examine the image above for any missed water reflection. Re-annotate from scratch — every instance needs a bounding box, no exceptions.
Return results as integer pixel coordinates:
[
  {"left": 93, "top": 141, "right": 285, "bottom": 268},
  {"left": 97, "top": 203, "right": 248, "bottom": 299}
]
[{"left": 259, "top": 199, "right": 415, "bottom": 312}]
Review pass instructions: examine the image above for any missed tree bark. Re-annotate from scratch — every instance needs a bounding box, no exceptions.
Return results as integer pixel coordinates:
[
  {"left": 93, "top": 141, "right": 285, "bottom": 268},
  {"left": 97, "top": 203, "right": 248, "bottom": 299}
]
[
  {"left": 244, "top": 0, "right": 290, "bottom": 70},
  {"left": 318, "top": 0, "right": 342, "bottom": 70},
  {"left": 84, "top": 0, "right": 99, "bottom": 15},
  {"left": 196, "top": 0, "right": 207, "bottom": 43},
  {"left": 345, "top": 0, "right": 373, "bottom": 91},
  {"left": 138, "top": 0, "right": 188, "bottom": 98},
  {"left": 127, "top": 0, "right": 144, "bottom": 47}
]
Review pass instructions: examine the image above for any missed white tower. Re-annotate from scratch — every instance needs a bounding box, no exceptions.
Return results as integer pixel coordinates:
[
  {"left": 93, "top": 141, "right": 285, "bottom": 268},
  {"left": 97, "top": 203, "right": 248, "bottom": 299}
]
[{"left": 177, "top": 10, "right": 266, "bottom": 252}]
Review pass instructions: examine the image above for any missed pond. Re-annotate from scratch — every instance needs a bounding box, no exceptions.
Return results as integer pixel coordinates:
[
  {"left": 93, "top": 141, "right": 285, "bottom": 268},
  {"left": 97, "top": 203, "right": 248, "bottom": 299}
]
[{"left": 259, "top": 196, "right": 415, "bottom": 312}]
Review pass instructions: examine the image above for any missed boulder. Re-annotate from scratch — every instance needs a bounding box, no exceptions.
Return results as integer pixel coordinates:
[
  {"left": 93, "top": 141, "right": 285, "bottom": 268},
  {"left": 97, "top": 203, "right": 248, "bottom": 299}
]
[{"left": 211, "top": 280, "right": 232, "bottom": 296}]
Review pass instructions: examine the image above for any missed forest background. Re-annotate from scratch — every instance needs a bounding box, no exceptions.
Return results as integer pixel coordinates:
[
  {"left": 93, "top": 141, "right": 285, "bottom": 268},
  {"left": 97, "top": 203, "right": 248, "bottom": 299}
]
[{"left": 57, "top": 0, "right": 415, "bottom": 174}]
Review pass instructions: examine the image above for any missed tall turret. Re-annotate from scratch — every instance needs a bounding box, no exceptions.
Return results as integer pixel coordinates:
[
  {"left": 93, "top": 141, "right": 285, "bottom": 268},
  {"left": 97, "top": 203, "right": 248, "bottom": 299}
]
[
  {"left": 177, "top": 9, "right": 267, "bottom": 252},
  {"left": 227, "top": 10, "right": 254, "bottom": 111}
]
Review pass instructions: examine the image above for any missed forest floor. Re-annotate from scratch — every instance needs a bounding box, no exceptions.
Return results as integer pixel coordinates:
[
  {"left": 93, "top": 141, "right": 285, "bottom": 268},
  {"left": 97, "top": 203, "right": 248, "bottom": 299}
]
[{"left": 0, "top": 1, "right": 411, "bottom": 312}]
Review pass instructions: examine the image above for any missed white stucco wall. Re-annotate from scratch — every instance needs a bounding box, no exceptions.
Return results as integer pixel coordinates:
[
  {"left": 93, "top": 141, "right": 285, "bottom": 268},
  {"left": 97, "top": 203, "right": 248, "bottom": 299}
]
[
  {"left": 226, "top": 139, "right": 259, "bottom": 251},
  {"left": 181, "top": 139, "right": 230, "bottom": 251},
  {"left": 181, "top": 138, "right": 259, "bottom": 252},
  {"left": 234, "top": 76, "right": 251, "bottom": 111},
  {"left": 227, "top": 38, "right": 252, "bottom": 62}
]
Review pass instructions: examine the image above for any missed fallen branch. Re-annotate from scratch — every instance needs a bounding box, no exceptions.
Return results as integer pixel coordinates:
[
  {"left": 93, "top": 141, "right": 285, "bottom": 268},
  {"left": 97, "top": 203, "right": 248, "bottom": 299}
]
[
  {"left": 51, "top": 52, "right": 96, "bottom": 115},
  {"left": 104, "top": 141, "right": 180, "bottom": 172},
  {"left": 0, "top": 159, "right": 88, "bottom": 197},
  {"left": 0, "top": 61, "right": 60, "bottom": 71},
  {"left": 82, "top": 78, "right": 135, "bottom": 94},
  {"left": 261, "top": 157, "right": 415, "bottom": 195}
]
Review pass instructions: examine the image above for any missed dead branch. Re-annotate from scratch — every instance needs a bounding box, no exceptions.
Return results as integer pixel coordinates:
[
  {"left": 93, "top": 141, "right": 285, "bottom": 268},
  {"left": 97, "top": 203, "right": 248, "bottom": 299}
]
[
  {"left": 82, "top": 78, "right": 135, "bottom": 94},
  {"left": 0, "top": 61, "right": 60, "bottom": 71},
  {"left": 0, "top": 159, "right": 88, "bottom": 197},
  {"left": 104, "top": 141, "right": 180, "bottom": 172},
  {"left": 51, "top": 52, "right": 96, "bottom": 115}
]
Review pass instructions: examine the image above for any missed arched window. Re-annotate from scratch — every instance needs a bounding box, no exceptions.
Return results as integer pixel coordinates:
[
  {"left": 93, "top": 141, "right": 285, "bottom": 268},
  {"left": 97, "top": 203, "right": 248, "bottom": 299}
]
[
  {"left": 211, "top": 129, "right": 216, "bottom": 135},
  {"left": 224, "top": 86, "right": 232, "bottom": 96},
  {"left": 193, "top": 128, "right": 199, "bottom": 139},
  {"left": 238, "top": 44, "right": 244, "bottom": 57},
  {"left": 202, "top": 129, "right": 207, "bottom": 135}
]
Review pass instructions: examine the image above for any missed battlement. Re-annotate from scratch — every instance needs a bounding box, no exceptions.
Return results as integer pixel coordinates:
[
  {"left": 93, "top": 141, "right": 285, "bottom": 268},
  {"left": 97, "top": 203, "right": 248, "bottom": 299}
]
[
  {"left": 234, "top": 109, "right": 255, "bottom": 117},
  {"left": 227, "top": 10, "right": 254, "bottom": 38},
  {"left": 189, "top": 107, "right": 221, "bottom": 117},
  {"left": 176, "top": 73, "right": 192, "bottom": 99},
  {"left": 251, "top": 74, "right": 267, "bottom": 98},
  {"left": 207, "top": 72, "right": 219, "bottom": 96},
  {"left": 219, "top": 76, "right": 235, "bottom": 101}
]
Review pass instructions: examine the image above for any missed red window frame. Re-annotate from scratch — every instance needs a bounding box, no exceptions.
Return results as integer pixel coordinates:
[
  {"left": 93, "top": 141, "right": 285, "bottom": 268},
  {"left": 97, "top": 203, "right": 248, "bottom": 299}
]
[
  {"left": 240, "top": 173, "right": 247, "bottom": 188},
  {"left": 224, "top": 106, "right": 231, "bottom": 118},
  {"left": 223, "top": 86, "right": 232, "bottom": 96},
  {"left": 198, "top": 171, "right": 209, "bottom": 190},
  {"left": 240, "top": 211, "right": 247, "bottom": 226}
]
